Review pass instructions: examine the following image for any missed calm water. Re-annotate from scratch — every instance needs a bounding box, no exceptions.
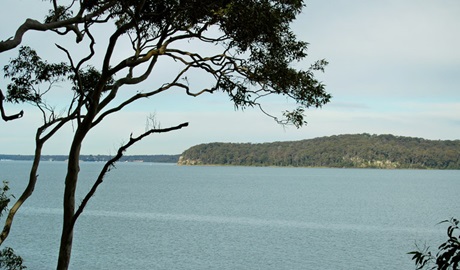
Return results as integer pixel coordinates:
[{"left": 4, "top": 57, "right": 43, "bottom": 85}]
[{"left": 0, "top": 161, "right": 458, "bottom": 269}]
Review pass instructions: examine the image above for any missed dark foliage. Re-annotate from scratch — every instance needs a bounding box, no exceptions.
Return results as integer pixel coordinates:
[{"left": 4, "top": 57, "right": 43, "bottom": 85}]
[
  {"left": 409, "top": 218, "right": 460, "bottom": 270},
  {"left": 0, "top": 247, "right": 26, "bottom": 270},
  {"left": 0, "top": 182, "right": 13, "bottom": 218},
  {"left": 178, "top": 133, "right": 460, "bottom": 169},
  {"left": 3, "top": 46, "right": 70, "bottom": 104},
  {"left": 4, "top": 0, "right": 330, "bottom": 127},
  {"left": 0, "top": 183, "right": 26, "bottom": 270}
]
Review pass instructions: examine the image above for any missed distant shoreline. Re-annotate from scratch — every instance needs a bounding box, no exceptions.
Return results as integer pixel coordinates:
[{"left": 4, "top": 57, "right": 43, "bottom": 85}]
[
  {"left": 0, "top": 154, "right": 180, "bottom": 163},
  {"left": 178, "top": 134, "right": 460, "bottom": 170}
]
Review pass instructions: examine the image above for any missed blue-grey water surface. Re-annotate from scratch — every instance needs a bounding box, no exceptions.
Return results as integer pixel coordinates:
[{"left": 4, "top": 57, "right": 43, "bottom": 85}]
[{"left": 0, "top": 161, "right": 458, "bottom": 269}]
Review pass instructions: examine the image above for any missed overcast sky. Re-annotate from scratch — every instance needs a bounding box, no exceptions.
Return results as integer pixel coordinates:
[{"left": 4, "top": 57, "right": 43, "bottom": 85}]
[{"left": 1, "top": 0, "right": 459, "bottom": 155}]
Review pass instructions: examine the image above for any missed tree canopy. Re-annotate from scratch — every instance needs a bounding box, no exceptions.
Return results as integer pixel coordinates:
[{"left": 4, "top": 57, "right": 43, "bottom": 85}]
[
  {"left": 0, "top": 1, "right": 330, "bottom": 269},
  {"left": 178, "top": 134, "right": 460, "bottom": 169}
]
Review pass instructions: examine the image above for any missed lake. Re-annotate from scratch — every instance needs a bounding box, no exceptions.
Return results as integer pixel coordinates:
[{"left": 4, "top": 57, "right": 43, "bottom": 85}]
[{"left": 0, "top": 161, "right": 458, "bottom": 269}]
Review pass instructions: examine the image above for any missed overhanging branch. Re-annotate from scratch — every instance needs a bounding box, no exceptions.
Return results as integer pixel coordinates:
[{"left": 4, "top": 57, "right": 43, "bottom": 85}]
[{"left": 0, "top": 1, "right": 115, "bottom": 53}]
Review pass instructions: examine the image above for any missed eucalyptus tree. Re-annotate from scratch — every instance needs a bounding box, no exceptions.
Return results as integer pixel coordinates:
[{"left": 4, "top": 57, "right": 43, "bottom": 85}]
[{"left": 0, "top": 1, "right": 330, "bottom": 269}]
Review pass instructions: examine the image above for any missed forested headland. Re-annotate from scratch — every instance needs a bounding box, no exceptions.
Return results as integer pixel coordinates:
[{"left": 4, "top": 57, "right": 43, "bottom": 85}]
[{"left": 178, "top": 134, "right": 460, "bottom": 169}]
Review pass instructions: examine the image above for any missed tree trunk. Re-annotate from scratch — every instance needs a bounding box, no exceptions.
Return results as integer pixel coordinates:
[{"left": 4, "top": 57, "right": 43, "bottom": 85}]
[
  {"left": 56, "top": 142, "right": 80, "bottom": 270},
  {"left": 56, "top": 121, "right": 92, "bottom": 270},
  {"left": 0, "top": 141, "right": 42, "bottom": 244}
]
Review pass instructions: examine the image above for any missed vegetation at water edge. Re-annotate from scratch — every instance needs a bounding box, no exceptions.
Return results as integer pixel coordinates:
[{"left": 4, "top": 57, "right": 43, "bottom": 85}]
[{"left": 178, "top": 134, "right": 460, "bottom": 169}]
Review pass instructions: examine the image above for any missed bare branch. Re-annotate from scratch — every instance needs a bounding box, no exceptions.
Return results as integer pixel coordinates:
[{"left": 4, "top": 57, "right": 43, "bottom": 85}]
[
  {"left": 0, "top": 110, "right": 78, "bottom": 244},
  {"left": 0, "top": 90, "right": 24, "bottom": 122},
  {"left": 0, "top": 1, "right": 115, "bottom": 53},
  {"left": 102, "top": 20, "right": 137, "bottom": 74},
  {"left": 56, "top": 21, "right": 96, "bottom": 119},
  {"left": 70, "top": 121, "right": 189, "bottom": 229},
  {"left": 93, "top": 83, "right": 173, "bottom": 126}
]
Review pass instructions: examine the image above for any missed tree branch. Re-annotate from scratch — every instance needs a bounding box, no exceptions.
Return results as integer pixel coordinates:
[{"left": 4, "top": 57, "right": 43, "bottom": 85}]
[
  {"left": 0, "top": 90, "right": 23, "bottom": 122},
  {"left": 70, "top": 121, "right": 189, "bottom": 229},
  {"left": 0, "top": 1, "right": 115, "bottom": 53},
  {"left": 0, "top": 111, "right": 78, "bottom": 244}
]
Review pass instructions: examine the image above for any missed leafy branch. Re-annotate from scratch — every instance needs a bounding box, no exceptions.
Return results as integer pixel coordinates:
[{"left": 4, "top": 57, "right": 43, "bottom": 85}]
[{"left": 409, "top": 218, "right": 460, "bottom": 270}]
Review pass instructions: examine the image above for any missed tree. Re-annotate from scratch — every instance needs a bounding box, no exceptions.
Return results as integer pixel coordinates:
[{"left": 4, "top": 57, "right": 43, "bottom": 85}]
[
  {"left": 0, "top": 182, "right": 26, "bottom": 269},
  {"left": 0, "top": 1, "right": 330, "bottom": 269},
  {"left": 409, "top": 218, "right": 460, "bottom": 270}
]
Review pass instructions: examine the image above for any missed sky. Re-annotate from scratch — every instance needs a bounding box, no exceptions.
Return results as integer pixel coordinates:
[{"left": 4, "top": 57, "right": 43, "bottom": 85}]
[{"left": 0, "top": 0, "right": 459, "bottom": 155}]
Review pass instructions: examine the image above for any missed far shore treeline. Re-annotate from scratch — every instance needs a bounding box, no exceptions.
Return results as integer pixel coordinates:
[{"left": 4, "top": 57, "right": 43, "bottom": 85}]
[
  {"left": 178, "top": 133, "right": 460, "bottom": 169},
  {"left": 0, "top": 154, "right": 180, "bottom": 163},
  {"left": 2, "top": 134, "right": 459, "bottom": 169}
]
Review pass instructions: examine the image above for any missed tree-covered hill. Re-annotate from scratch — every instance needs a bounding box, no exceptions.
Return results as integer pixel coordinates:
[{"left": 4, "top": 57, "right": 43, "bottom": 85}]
[{"left": 178, "top": 134, "right": 460, "bottom": 169}]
